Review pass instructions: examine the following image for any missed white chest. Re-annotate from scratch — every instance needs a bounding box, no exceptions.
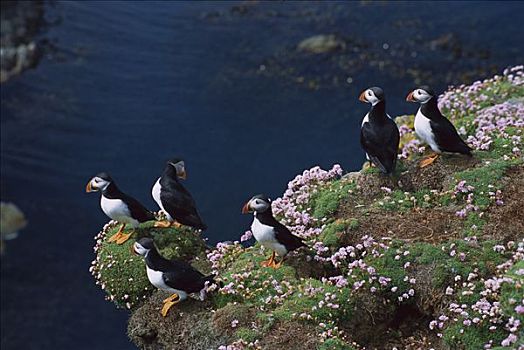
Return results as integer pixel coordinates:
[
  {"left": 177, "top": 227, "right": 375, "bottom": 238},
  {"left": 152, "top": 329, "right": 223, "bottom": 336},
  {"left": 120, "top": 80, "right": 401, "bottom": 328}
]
[
  {"left": 100, "top": 196, "right": 135, "bottom": 225},
  {"left": 152, "top": 178, "right": 163, "bottom": 209},
  {"left": 361, "top": 113, "right": 369, "bottom": 127},
  {"left": 251, "top": 216, "right": 276, "bottom": 243},
  {"left": 152, "top": 178, "right": 173, "bottom": 221},
  {"left": 147, "top": 266, "right": 168, "bottom": 289},
  {"left": 146, "top": 266, "right": 188, "bottom": 300},
  {"left": 414, "top": 109, "right": 440, "bottom": 152},
  {"left": 361, "top": 112, "right": 393, "bottom": 128},
  {"left": 251, "top": 216, "right": 288, "bottom": 256}
]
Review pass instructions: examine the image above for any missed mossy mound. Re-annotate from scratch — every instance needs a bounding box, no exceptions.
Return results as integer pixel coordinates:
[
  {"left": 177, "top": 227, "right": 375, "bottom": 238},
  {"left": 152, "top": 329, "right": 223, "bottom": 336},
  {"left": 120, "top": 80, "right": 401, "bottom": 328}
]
[{"left": 90, "top": 221, "right": 209, "bottom": 309}]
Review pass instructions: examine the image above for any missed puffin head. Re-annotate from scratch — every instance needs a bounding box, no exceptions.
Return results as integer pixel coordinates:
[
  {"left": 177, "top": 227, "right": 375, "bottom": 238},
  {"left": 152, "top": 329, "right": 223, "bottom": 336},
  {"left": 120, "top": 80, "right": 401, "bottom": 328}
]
[
  {"left": 406, "top": 86, "right": 435, "bottom": 104},
  {"left": 86, "top": 172, "right": 113, "bottom": 193},
  {"left": 133, "top": 237, "right": 155, "bottom": 256},
  {"left": 242, "top": 194, "right": 271, "bottom": 214},
  {"left": 359, "top": 87, "right": 384, "bottom": 106},
  {"left": 167, "top": 158, "right": 186, "bottom": 180}
]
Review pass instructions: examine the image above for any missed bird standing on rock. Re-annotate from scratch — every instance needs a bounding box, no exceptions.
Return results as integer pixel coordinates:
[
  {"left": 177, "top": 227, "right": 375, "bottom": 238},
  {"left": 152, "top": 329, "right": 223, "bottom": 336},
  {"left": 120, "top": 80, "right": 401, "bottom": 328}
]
[
  {"left": 133, "top": 237, "right": 215, "bottom": 316},
  {"left": 151, "top": 158, "right": 207, "bottom": 230},
  {"left": 242, "top": 194, "right": 306, "bottom": 269},
  {"left": 359, "top": 87, "right": 400, "bottom": 175},
  {"left": 406, "top": 87, "right": 472, "bottom": 167},
  {"left": 86, "top": 173, "right": 154, "bottom": 244}
]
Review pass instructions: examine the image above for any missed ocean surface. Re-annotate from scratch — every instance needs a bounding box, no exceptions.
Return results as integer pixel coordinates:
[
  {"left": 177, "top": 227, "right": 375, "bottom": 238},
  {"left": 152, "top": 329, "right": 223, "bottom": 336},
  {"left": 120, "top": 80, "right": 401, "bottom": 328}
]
[{"left": 1, "top": 2, "right": 523, "bottom": 349}]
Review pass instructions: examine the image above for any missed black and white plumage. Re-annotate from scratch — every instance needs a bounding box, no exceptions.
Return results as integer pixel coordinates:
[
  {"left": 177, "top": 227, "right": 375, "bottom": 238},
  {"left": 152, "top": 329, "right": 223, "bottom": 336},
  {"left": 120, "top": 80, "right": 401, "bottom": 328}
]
[
  {"left": 407, "top": 87, "right": 472, "bottom": 157},
  {"left": 151, "top": 159, "right": 207, "bottom": 230},
  {"left": 86, "top": 173, "right": 154, "bottom": 243},
  {"left": 242, "top": 194, "right": 305, "bottom": 268},
  {"left": 359, "top": 87, "right": 400, "bottom": 175},
  {"left": 133, "top": 237, "right": 214, "bottom": 316}
]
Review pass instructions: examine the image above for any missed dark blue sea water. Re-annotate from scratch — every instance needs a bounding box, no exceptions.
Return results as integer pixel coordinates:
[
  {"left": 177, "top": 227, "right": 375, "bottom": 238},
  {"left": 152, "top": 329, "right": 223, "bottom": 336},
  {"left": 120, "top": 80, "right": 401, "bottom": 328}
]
[{"left": 1, "top": 1, "right": 523, "bottom": 349}]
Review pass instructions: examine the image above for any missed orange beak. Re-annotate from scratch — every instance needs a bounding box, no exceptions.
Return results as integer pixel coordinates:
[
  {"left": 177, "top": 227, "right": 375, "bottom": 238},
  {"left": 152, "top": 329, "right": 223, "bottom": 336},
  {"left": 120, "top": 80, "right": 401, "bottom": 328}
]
[
  {"left": 86, "top": 181, "right": 93, "bottom": 193},
  {"left": 406, "top": 91, "right": 415, "bottom": 102},
  {"left": 179, "top": 169, "right": 187, "bottom": 180},
  {"left": 242, "top": 201, "right": 251, "bottom": 214},
  {"left": 130, "top": 244, "right": 138, "bottom": 255},
  {"left": 359, "top": 91, "right": 367, "bottom": 102}
]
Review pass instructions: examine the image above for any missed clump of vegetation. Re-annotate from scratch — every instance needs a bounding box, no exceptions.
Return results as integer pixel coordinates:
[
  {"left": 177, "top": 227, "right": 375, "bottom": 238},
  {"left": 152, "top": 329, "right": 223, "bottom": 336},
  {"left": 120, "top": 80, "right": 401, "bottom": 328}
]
[
  {"left": 90, "top": 221, "right": 208, "bottom": 309},
  {"left": 310, "top": 179, "right": 356, "bottom": 219},
  {"left": 319, "top": 218, "right": 358, "bottom": 248}
]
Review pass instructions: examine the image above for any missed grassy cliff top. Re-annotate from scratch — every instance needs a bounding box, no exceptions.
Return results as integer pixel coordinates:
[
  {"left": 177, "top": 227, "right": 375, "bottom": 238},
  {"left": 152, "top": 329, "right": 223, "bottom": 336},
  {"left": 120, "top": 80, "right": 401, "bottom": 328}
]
[{"left": 92, "top": 67, "right": 524, "bottom": 350}]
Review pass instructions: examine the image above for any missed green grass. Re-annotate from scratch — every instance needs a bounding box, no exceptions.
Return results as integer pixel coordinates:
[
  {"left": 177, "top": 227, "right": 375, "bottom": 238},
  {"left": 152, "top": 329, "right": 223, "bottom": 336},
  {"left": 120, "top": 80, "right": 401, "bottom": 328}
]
[
  {"left": 319, "top": 218, "right": 359, "bottom": 248},
  {"left": 234, "top": 327, "right": 260, "bottom": 343},
  {"left": 310, "top": 179, "right": 356, "bottom": 219}
]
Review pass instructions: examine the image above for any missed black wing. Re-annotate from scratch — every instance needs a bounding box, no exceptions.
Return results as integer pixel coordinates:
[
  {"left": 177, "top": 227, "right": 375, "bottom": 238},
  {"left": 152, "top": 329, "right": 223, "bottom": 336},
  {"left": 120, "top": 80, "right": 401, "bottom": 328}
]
[
  {"left": 431, "top": 118, "right": 472, "bottom": 156},
  {"left": 360, "top": 119, "right": 400, "bottom": 174},
  {"left": 121, "top": 193, "right": 155, "bottom": 223},
  {"left": 162, "top": 259, "right": 208, "bottom": 294},
  {"left": 160, "top": 177, "right": 207, "bottom": 230},
  {"left": 274, "top": 222, "right": 306, "bottom": 253}
]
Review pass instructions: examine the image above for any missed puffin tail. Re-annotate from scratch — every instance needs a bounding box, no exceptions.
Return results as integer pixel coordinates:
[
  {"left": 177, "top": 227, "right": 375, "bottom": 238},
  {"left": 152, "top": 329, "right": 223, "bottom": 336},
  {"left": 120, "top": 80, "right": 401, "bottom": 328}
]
[{"left": 460, "top": 142, "right": 473, "bottom": 157}]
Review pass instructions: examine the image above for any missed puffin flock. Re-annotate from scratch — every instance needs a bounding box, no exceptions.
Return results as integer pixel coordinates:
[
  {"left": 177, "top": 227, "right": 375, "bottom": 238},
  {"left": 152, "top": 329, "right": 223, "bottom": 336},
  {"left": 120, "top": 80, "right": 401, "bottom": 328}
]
[{"left": 86, "top": 86, "right": 472, "bottom": 316}]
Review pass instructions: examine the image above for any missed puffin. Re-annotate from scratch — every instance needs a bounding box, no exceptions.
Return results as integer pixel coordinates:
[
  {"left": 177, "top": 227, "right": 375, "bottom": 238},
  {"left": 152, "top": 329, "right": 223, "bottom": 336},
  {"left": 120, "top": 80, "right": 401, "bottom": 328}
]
[
  {"left": 358, "top": 87, "right": 400, "bottom": 175},
  {"left": 151, "top": 158, "right": 207, "bottom": 230},
  {"left": 406, "top": 87, "right": 472, "bottom": 167},
  {"left": 133, "top": 237, "right": 215, "bottom": 316},
  {"left": 242, "top": 194, "right": 306, "bottom": 268},
  {"left": 86, "top": 173, "right": 154, "bottom": 244}
]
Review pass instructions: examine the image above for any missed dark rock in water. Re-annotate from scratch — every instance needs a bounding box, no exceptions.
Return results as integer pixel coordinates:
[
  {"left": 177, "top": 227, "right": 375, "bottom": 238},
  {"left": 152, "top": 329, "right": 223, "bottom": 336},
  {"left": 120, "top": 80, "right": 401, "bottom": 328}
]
[
  {"left": 297, "top": 34, "right": 346, "bottom": 54},
  {"left": 0, "top": 0, "right": 45, "bottom": 83}
]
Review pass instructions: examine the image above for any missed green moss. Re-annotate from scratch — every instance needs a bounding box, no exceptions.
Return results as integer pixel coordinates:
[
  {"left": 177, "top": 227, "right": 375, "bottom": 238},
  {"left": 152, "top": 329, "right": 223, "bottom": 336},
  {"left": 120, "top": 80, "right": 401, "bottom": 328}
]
[
  {"left": 377, "top": 189, "right": 433, "bottom": 212},
  {"left": 364, "top": 240, "right": 410, "bottom": 295},
  {"left": 217, "top": 248, "right": 298, "bottom": 308},
  {"left": 462, "top": 212, "right": 487, "bottom": 237},
  {"left": 272, "top": 278, "right": 353, "bottom": 324},
  {"left": 501, "top": 260, "right": 524, "bottom": 323},
  {"left": 94, "top": 222, "right": 208, "bottom": 309},
  {"left": 442, "top": 320, "right": 506, "bottom": 350},
  {"left": 319, "top": 219, "right": 359, "bottom": 248},
  {"left": 234, "top": 327, "right": 259, "bottom": 343},
  {"left": 310, "top": 179, "right": 356, "bottom": 219},
  {"left": 318, "top": 338, "right": 357, "bottom": 350},
  {"left": 453, "top": 159, "right": 517, "bottom": 210}
]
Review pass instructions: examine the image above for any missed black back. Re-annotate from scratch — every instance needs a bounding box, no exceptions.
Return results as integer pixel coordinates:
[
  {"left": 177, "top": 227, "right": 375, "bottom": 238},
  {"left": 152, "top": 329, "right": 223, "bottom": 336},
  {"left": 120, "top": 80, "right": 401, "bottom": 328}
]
[
  {"left": 421, "top": 98, "right": 472, "bottom": 156},
  {"left": 145, "top": 248, "right": 213, "bottom": 293},
  {"left": 360, "top": 100, "right": 400, "bottom": 175},
  {"left": 256, "top": 210, "right": 306, "bottom": 253},
  {"left": 102, "top": 182, "right": 155, "bottom": 222},
  {"left": 159, "top": 165, "right": 207, "bottom": 230}
]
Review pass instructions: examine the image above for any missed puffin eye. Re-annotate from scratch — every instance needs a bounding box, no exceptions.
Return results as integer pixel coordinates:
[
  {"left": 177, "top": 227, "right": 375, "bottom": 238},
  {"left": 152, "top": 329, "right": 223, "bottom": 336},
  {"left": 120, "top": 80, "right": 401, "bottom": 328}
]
[{"left": 367, "top": 91, "right": 372, "bottom": 96}]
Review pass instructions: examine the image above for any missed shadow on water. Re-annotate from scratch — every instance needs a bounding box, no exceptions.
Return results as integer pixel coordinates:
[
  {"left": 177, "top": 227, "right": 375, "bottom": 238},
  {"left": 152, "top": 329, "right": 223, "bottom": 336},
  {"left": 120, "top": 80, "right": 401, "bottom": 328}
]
[{"left": 1, "top": 1, "right": 523, "bottom": 349}]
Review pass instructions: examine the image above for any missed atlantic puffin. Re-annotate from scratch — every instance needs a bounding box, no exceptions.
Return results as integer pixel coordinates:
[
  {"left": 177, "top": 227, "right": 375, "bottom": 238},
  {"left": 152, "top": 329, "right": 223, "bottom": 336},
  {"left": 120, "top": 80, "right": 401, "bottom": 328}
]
[
  {"left": 86, "top": 173, "right": 154, "bottom": 244},
  {"left": 406, "top": 87, "right": 472, "bottom": 167},
  {"left": 151, "top": 158, "right": 207, "bottom": 230},
  {"left": 242, "top": 194, "right": 306, "bottom": 268},
  {"left": 358, "top": 87, "right": 400, "bottom": 175},
  {"left": 133, "top": 237, "right": 215, "bottom": 316}
]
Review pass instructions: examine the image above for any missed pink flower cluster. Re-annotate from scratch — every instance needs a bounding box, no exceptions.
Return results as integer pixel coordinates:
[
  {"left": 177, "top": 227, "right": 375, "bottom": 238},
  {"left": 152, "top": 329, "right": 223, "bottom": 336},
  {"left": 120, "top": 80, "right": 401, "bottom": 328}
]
[
  {"left": 272, "top": 164, "right": 343, "bottom": 239},
  {"left": 429, "top": 239, "right": 524, "bottom": 348}
]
